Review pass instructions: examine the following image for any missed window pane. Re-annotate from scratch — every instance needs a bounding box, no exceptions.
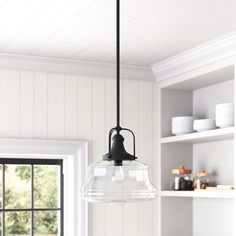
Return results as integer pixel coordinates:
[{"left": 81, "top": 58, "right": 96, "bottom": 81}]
[
  {"left": 5, "top": 165, "right": 31, "bottom": 209},
  {"left": 5, "top": 211, "right": 30, "bottom": 236},
  {"left": 34, "top": 165, "right": 60, "bottom": 208},
  {"left": 34, "top": 211, "right": 60, "bottom": 236}
]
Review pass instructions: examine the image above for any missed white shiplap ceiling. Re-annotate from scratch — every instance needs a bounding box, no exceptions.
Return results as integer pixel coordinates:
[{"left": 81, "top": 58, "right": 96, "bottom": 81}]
[{"left": 1, "top": 0, "right": 236, "bottom": 66}]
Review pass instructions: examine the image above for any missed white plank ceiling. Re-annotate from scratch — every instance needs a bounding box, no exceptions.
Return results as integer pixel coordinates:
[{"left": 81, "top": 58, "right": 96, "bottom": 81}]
[{"left": 1, "top": 0, "right": 236, "bottom": 66}]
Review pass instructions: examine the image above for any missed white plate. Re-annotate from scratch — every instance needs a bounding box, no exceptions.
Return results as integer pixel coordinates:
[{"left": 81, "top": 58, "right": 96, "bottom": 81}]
[
  {"left": 216, "top": 103, "right": 233, "bottom": 107},
  {"left": 216, "top": 121, "right": 234, "bottom": 128},
  {"left": 216, "top": 118, "right": 234, "bottom": 122},
  {"left": 172, "top": 116, "right": 193, "bottom": 122}
]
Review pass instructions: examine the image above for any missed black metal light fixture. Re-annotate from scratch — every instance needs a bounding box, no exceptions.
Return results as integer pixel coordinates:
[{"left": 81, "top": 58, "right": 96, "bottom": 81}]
[{"left": 81, "top": 0, "right": 158, "bottom": 203}]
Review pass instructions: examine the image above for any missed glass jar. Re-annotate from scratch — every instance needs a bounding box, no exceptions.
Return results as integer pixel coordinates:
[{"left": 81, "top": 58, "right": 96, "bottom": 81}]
[
  {"left": 194, "top": 170, "right": 212, "bottom": 190},
  {"left": 170, "top": 166, "right": 194, "bottom": 191}
]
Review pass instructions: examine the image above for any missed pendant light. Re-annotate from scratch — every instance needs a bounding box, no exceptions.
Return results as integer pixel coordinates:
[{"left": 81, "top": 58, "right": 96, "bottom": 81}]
[{"left": 81, "top": 0, "right": 158, "bottom": 203}]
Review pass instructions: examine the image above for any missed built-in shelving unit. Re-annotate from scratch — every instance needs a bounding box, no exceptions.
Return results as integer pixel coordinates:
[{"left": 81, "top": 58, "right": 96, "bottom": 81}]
[{"left": 157, "top": 63, "right": 235, "bottom": 236}]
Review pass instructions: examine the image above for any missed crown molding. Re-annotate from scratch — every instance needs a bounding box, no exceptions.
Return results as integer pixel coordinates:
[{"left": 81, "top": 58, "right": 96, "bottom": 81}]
[
  {"left": 3, "top": 31, "right": 236, "bottom": 83},
  {"left": 151, "top": 31, "right": 236, "bottom": 82},
  {"left": 0, "top": 53, "right": 155, "bottom": 81}
]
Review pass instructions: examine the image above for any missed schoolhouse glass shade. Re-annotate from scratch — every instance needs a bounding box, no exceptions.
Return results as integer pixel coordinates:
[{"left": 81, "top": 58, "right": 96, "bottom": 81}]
[{"left": 81, "top": 160, "right": 158, "bottom": 203}]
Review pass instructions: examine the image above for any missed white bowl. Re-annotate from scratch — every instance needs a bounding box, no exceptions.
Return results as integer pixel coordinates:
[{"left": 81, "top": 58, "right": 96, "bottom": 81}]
[
  {"left": 193, "top": 119, "right": 216, "bottom": 132},
  {"left": 216, "top": 106, "right": 234, "bottom": 121},
  {"left": 216, "top": 117, "right": 234, "bottom": 121},
  {"left": 216, "top": 103, "right": 234, "bottom": 116},
  {"left": 172, "top": 116, "right": 193, "bottom": 122},
  {"left": 216, "top": 107, "right": 233, "bottom": 111},
  {"left": 216, "top": 116, "right": 234, "bottom": 120},
  {"left": 216, "top": 119, "right": 234, "bottom": 128},
  {"left": 172, "top": 129, "right": 193, "bottom": 136},
  {"left": 216, "top": 110, "right": 234, "bottom": 115},
  {"left": 216, "top": 103, "right": 233, "bottom": 109},
  {"left": 172, "top": 125, "right": 193, "bottom": 130},
  {"left": 216, "top": 106, "right": 233, "bottom": 110},
  {"left": 216, "top": 123, "right": 234, "bottom": 128},
  {"left": 172, "top": 116, "right": 193, "bottom": 135},
  {"left": 216, "top": 112, "right": 234, "bottom": 116}
]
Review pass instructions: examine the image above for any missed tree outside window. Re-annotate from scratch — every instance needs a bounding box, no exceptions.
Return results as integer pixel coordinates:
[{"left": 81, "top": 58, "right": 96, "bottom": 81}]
[{"left": 0, "top": 159, "right": 63, "bottom": 236}]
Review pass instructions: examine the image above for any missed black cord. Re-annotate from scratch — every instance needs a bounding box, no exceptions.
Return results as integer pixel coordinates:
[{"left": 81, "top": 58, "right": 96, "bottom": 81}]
[{"left": 116, "top": 0, "right": 120, "bottom": 131}]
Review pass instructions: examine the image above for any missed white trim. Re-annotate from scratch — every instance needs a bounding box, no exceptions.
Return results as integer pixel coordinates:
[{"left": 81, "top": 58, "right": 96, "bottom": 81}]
[
  {"left": 151, "top": 31, "right": 236, "bottom": 82},
  {"left": 0, "top": 138, "right": 88, "bottom": 236},
  {"left": 0, "top": 53, "right": 155, "bottom": 81}
]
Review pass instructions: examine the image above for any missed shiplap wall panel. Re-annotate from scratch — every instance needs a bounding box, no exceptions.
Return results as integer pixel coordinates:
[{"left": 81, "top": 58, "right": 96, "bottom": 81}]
[
  {"left": 77, "top": 76, "right": 92, "bottom": 142},
  {"left": 138, "top": 81, "right": 153, "bottom": 236},
  {"left": 0, "top": 68, "right": 157, "bottom": 236},
  {"left": 34, "top": 72, "right": 48, "bottom": 139},
  {"left": 0, "top": 69, "right": 20, "bottom": 137},
  {"left": 77, "top": 75, "right": 93, "bottom": 236},
  {"left": 91, "top": 78, "right": 106, "bottom": 236},
  {"left": 48, "top": 73, "right": 65, "bottom": 139},
  {"left": 122, "top": 79, "right": 139, "bottom": 236},
  {"left": 20, "top": 71, "right": 34, "bottom": 137},
  {"left": 65, "top": 74, "right": 78, "bottom": 139}
]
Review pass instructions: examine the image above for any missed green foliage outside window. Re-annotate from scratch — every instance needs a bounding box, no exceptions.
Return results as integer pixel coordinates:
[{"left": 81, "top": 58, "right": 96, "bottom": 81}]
[{"left": 0, "top": 165, "right": 59, "bottom": 235}]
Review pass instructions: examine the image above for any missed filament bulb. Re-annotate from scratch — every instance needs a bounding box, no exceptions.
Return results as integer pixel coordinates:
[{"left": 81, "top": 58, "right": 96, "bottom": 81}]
[{"left": 112, "top": 166, "right": 125, "bottom": 183}]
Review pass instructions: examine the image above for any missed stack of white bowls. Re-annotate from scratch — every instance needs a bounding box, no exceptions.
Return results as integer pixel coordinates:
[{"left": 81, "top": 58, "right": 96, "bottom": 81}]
[
  {"left": 215, "top": 103, "right": 234, "bottom": 128},
  {"left": 172, "top": 116, "right": 193, "bottom": 135}
]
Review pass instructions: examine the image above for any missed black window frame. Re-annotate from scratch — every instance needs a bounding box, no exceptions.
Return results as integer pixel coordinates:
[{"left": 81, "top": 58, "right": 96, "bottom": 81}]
[{"left": 0, "top": 158, "right": 64, "bottom": 236}]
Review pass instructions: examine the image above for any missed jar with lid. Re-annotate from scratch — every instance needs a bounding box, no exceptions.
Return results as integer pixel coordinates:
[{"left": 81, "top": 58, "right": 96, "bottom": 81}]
[
  {"left": 193, "top": 170, "right": 212, "bottom": 190},
  {"left": 170, "top": 165, "right": 194, "bottom": 191}
]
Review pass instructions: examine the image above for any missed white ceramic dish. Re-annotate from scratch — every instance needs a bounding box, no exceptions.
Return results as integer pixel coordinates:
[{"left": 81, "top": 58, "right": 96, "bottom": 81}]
[
  {"left": 193, "top": 119, "right": 216, "bottom": 132},
  {"left": 172, "top": 116, "right": 193, "bottom": 135},
  {"left": 216, "top": 117, "right": 234, "bottom": 121},
  {"left": 215, "top": 103, "right": 234, "bottom": 129},
  {"left": 216, "top": 113, "right": 234, "bottom": 117},
  {"left": 216, "top": 111, "right": 234, "bottom": 116},
  {"left": 216, "top": 103, "right": 233, "bottom": 108},
  {"left": 216, "top": 120, "right": 234, "bottom": 128},
  {"left": 172, "top": 116, "right": 193, "bottom": 122},
  {"left": 172, "top": 130, "right": 193, "bottom": 136},
  {"left": 216, "top": 106, "right": 233, "bottom": 109}
]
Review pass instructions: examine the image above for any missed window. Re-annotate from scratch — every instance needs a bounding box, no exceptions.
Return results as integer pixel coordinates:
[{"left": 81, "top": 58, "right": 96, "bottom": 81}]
[
  {"left": 0, "top": 138, "right": 88, "bottom": 236},
  {"left": 0, "top": 158, "right": 63, "bottom": 236}
]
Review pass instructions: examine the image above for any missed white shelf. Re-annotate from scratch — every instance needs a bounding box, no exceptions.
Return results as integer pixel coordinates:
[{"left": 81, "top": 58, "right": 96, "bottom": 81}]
[
  {"left": 161, "top": 127, "right": 234, "bottom": 144},
  {"left": 161, "top": 190, "right": 235, "bottom": 199}
]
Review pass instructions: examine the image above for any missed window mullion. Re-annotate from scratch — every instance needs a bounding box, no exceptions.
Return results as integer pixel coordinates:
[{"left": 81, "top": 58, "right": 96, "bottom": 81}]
[
  {"left": 31, "top": 164, "right": 34, "bottom": 236},
  {"left": 2, "top": 164, "right": 5, "bottom": 236},
  {"left": 61, "top": 165, "right": 64, "bottom": 236}
]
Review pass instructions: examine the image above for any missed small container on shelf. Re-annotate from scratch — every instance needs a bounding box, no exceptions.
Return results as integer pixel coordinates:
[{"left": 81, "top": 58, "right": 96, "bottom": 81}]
[
  {"left": 193, "top": 170, "right": 213, "bottom": 190},
  {"left": 170, "top": 165, "right": 194, "bottom": 191}
]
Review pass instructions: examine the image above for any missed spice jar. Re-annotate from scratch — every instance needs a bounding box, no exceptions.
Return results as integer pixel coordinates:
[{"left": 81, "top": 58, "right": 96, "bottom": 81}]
[
  {"left": 170, "top": 165, "right": 194, "bottom": 191},
  {"left": 194, "top": 170, "right": 212, "bottom": 190}
]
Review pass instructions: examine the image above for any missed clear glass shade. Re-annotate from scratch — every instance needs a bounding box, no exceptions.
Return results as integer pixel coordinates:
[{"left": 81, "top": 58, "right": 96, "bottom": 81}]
[{"left": 81, "top": 160, "right": 158, "bottom": 203}]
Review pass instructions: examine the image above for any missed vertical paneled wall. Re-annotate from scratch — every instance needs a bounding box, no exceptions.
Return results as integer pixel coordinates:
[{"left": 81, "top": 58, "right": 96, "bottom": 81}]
[{"left": 0, "top": 68, "right": 158, "bottom": 236}]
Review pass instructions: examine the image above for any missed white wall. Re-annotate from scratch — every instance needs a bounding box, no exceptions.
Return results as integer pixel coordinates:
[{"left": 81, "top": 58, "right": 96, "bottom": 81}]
[{"left": 0, "top": 68, "right": 158, "bottom": 236}]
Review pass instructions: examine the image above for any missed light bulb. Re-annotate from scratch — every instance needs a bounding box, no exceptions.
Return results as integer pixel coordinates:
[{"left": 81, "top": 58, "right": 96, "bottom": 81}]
[{"left": 112, "top": 165, "right": 125, "bottom": 183}]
